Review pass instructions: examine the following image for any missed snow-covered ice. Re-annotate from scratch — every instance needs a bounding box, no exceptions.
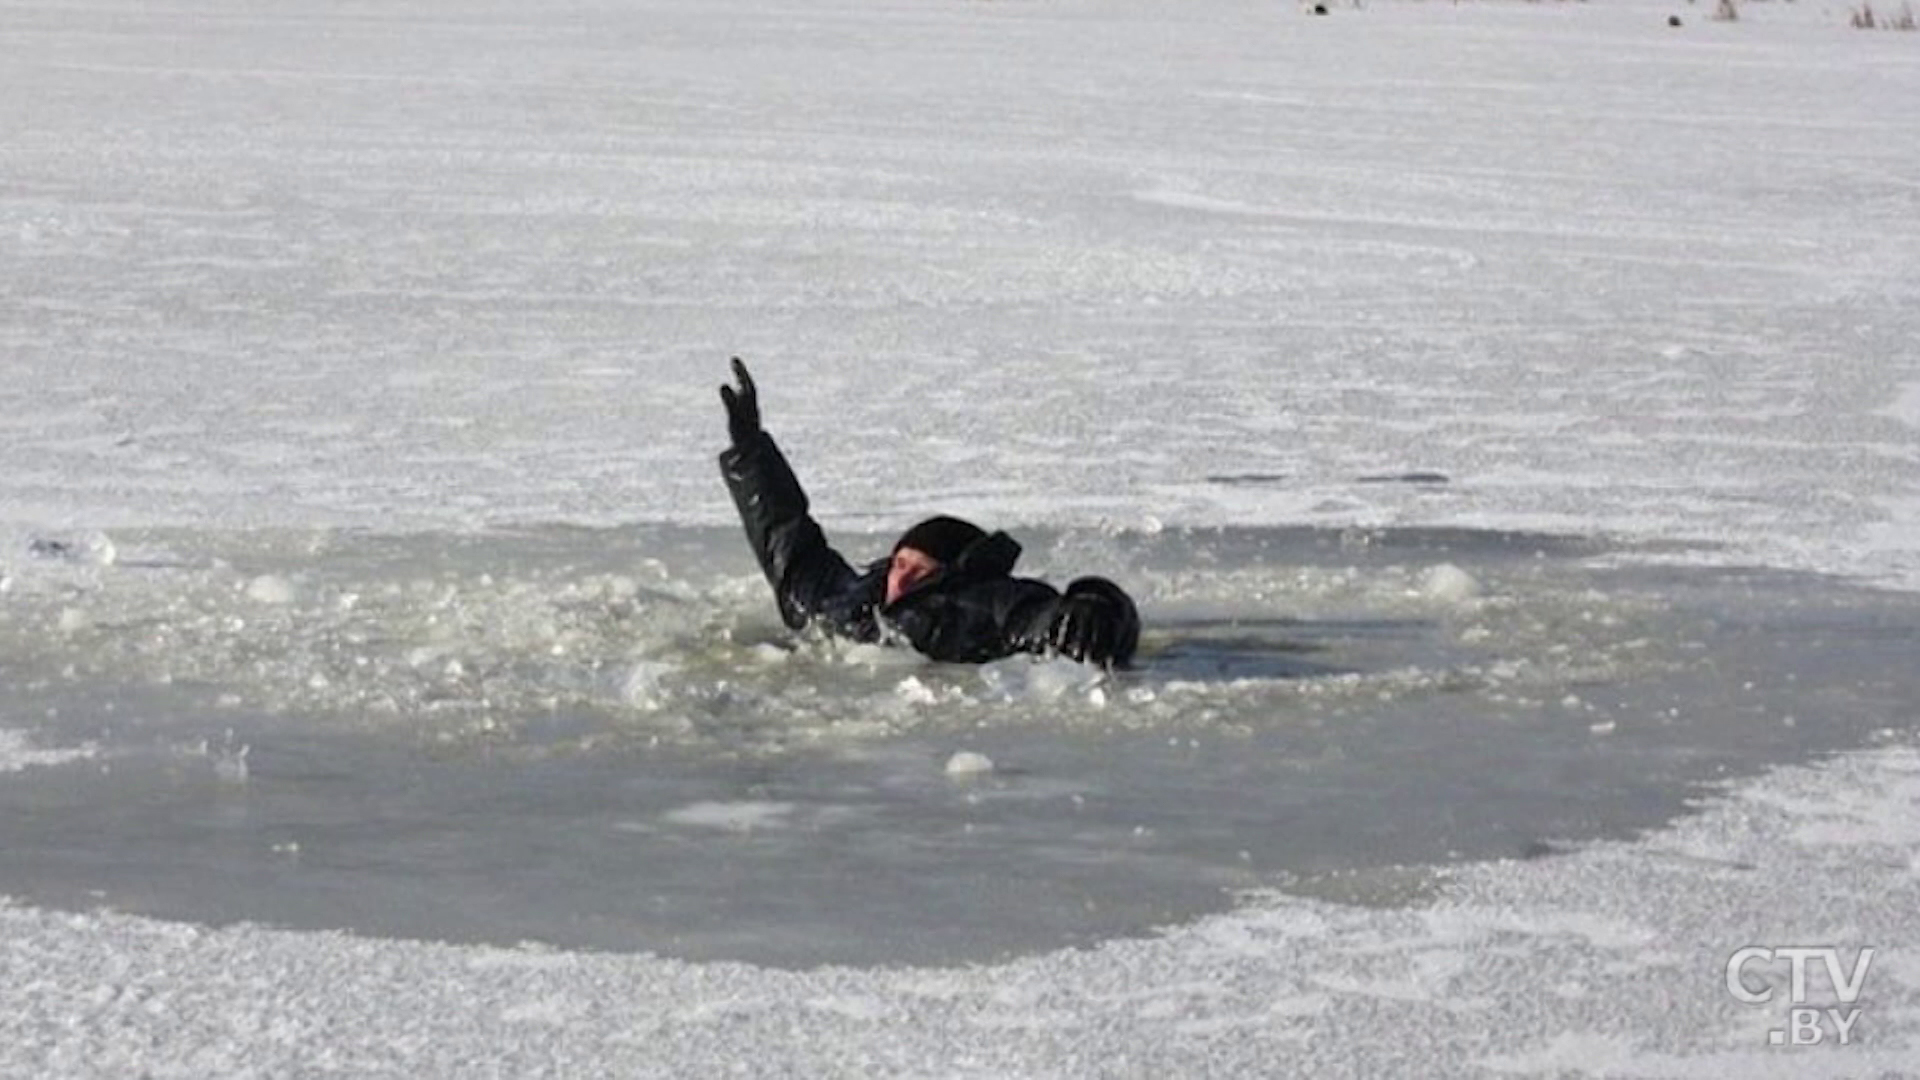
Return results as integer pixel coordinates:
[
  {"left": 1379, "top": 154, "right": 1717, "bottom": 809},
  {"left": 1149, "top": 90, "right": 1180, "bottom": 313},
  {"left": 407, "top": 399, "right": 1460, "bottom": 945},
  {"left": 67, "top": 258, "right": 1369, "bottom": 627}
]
[{"left": 3, "top": 0, "right": 1919, "bottom": 1073}]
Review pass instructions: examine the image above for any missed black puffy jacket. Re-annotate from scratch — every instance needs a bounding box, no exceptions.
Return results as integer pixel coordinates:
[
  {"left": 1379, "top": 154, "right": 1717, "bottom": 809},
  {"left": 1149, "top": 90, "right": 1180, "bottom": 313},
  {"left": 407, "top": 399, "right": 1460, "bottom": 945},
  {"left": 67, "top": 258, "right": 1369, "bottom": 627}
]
[{"left": 719, "top": 431, "right": 1068, "bottom": 663}]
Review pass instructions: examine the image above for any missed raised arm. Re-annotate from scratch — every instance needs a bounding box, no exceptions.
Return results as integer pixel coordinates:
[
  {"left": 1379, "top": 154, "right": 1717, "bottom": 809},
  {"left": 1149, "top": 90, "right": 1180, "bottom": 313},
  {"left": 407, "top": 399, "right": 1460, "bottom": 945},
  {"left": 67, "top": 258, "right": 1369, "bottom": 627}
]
[{"left": 717, "top": 359, "right": 863, "bottom": 630}]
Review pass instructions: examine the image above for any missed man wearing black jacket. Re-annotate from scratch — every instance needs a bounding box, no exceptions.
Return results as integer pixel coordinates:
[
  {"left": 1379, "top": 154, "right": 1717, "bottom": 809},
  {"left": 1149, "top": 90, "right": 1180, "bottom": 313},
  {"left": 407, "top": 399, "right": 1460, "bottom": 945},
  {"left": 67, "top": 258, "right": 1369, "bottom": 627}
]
[{"left": 717, "top": 358, "right": 1140, "bottom": 668}]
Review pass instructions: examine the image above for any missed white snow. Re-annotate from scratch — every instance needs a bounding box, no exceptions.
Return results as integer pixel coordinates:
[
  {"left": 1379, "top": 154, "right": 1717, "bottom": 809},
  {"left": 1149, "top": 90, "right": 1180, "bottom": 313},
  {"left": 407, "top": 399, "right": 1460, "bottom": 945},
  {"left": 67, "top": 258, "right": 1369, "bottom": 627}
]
[
  {"left": 944, "top": 750, "right": 996, "bottom": 777},
  {"left": 1418, "top": 562, "right": 1482, "bottom": 604},
  {"left": 1880, "top": 381, "right": 1920, "bottom": 431},
  {"left": 244, "top": 573, "right": 298, "bottom": 605},
  {"left": 0, "top": 728, "right": 98, "bottom": 774},
  {"left": 3, "top": 0, "right": 1919, "bottom": 1074}
]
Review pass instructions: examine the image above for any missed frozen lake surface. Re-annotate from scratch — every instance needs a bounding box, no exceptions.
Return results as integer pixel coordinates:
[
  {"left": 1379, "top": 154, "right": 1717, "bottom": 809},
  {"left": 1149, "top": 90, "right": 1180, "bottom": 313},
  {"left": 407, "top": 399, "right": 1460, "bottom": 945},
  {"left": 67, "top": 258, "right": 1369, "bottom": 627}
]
[
  {"left": 2, "top": 0, "right": 1918, "bottom": 1072},
  {"left": 5, "top": 523, "right": 1916, "bottom": 967}
]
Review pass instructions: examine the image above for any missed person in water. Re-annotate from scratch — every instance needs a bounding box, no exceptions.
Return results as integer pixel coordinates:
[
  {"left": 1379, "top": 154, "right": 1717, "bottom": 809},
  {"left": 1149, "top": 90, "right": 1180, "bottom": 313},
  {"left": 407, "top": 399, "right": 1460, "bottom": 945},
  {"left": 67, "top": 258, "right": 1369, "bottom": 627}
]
[{"left": 718, "top": 358, "right": 1140, "bottom": 668}]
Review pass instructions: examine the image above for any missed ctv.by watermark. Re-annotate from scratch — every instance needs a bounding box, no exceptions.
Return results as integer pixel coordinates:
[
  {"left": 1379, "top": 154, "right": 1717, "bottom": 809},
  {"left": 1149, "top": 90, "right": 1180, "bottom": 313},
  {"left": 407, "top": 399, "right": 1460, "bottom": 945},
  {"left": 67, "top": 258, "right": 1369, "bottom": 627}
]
[{"left": 1726, "top": 946, "right": 1875, "bottom": 1047}]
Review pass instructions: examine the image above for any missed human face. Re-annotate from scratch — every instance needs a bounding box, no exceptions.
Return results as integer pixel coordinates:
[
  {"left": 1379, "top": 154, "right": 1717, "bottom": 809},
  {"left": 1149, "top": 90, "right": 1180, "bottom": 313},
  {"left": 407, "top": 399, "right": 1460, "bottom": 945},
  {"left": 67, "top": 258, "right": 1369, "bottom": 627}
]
[{"left": 885, "top": 546, "right": 942, "bottom": 606}]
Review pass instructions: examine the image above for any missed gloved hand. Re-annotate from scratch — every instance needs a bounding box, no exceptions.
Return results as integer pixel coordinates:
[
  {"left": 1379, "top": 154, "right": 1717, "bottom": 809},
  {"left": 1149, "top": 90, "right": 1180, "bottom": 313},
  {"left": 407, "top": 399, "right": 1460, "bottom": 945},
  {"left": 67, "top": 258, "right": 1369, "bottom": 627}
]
[
  {"left": 719, "top": 356, "right": 762, "bottom": 446},
  {"left": 1044, "top": 576, "right": 1140, "bottom": 669}
]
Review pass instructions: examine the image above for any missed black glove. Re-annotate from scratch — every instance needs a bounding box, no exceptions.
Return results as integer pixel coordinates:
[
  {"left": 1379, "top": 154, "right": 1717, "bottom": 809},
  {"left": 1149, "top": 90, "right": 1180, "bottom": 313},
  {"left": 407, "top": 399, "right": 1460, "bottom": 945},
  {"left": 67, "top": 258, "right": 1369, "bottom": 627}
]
[
  {"left": 1044, "top": 576, "right": 1140, "bottom": 669},
  {"left": 719, "top": 356, "right": 762, "bottom": 446}
]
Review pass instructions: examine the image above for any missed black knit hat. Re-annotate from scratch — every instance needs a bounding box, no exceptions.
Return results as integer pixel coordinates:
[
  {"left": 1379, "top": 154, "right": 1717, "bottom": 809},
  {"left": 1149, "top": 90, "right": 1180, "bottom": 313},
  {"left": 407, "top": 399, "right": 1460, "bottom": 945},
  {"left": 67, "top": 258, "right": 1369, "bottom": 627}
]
[{"left": 893, "top": 515, "right": 987, "bottom": 565}]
